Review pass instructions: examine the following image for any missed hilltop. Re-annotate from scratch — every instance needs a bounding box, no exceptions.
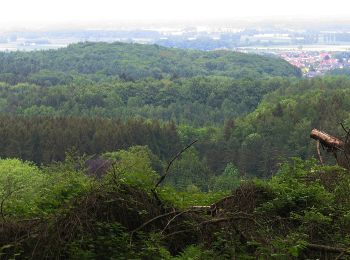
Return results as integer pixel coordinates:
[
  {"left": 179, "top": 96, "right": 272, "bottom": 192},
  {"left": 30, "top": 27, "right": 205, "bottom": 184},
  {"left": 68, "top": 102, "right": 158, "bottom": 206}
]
[{"left": 0, "top": 42, "right": 301, "bottom": 85}]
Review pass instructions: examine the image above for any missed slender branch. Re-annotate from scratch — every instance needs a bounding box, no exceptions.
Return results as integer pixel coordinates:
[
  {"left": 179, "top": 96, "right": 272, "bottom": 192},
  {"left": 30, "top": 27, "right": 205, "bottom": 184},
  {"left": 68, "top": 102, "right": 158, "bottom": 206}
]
[
  {"left": 131, "top": 207, "right": 206, "bottom": 235},
  {"left": 153, "top": 140, "right": 198, "bottom": 191},
  {"left": 340, "top": 122, "right": 349, "bottom": 135},
  {"left": 160, "top": 210, "right": 192, "bottom": 234},
  {"left": 131, "top": 210, "right": 178, "bottom": 234},
  {"left": 335, "top": 251, "right": 345, "bottom": 260}
]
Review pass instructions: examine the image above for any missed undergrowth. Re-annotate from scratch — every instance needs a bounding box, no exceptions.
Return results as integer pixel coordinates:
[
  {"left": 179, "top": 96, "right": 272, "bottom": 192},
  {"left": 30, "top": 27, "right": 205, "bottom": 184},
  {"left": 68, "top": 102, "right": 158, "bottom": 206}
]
[{"left": 0, "top": 155, "right": 350, "bottom": 259}]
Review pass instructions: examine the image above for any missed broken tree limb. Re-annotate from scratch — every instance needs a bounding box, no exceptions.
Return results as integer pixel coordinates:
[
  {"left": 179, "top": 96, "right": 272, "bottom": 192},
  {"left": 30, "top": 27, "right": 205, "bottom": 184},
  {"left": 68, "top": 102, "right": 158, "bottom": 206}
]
[
  {"left": 310, "top": 129, "right": 344, "bottom": 151},
  {"left": 310, "top": 128, "right": 350, "bottom": 170}
]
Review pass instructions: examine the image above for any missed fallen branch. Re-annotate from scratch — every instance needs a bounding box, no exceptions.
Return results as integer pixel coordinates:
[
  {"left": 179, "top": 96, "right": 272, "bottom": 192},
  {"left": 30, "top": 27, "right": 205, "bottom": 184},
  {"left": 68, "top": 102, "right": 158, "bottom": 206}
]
[
  {"left": 131, "top": 207, "right": 207, "bottom": 235},
  {"left": 310, "top": 129, "right": 344, "bottom": 151},
  {"left": 131, "top": 210, "right": 178, "bottom": 234},
  {"left": 310, "top": 128, "right": 350, "bottom": 169},
  {"left": 161, "top": 209, "right": 193, "bottom": 234}
]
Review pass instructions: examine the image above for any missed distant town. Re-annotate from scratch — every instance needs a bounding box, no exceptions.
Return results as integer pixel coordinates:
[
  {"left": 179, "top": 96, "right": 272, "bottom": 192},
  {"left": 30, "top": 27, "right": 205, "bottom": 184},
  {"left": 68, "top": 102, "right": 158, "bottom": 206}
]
[
  {"left": 1, "top": 25, "right": 350, "bottom": 77},
  {"left": 279, "top": 51, "right": 348, "bottom": 77},
  {"left": 237, "top": 48, "right": 350, "bottom": 77}
]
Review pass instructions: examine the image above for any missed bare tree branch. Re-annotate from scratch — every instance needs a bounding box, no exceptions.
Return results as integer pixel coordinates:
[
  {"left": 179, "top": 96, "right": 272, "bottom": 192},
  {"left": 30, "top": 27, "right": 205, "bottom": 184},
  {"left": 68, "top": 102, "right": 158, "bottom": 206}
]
[{"left": 153, "top": 139, "right": 198, "bottom": 191}]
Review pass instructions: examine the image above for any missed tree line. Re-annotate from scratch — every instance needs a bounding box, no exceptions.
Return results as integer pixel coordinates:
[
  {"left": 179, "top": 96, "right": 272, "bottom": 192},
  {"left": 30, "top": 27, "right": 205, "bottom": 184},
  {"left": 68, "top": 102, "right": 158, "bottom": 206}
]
[{"left": 0, "top": 116, "right": 180, "bottom": 164}]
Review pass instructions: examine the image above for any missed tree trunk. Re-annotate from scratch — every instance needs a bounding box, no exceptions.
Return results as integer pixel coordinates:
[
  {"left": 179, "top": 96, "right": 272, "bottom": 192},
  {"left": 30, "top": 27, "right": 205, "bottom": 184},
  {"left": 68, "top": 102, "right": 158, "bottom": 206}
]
[{"left": 310, "top": 129, "right": 344, "bottom": 150}]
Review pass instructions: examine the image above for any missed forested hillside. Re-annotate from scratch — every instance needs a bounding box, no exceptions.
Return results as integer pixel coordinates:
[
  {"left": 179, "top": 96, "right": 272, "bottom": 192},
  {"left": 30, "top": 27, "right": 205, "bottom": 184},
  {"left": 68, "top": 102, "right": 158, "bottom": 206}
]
[
  {"left": 0, "top": 42, "right": 301, "bottom": 85},
  {"left": 1, "top": 42, "right": 350, "bottom": 259},
  {"left": 1, "top": 76, "right": 349, "bottom": 179},
  {"left": 0, "top": 77, "right": 291, "bottom": 124},
  {"left": 223, "top": 76, "right": 350, "bottom": 176}
]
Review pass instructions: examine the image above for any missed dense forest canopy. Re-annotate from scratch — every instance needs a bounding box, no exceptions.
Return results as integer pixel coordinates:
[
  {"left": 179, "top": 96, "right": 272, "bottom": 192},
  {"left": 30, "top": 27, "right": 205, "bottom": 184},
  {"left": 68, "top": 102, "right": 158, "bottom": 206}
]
[
  {"left": 0, "top": 43, "right": 347, "bottom": 179},
  {"left": 0, "top": 76, "right": 292, "bottom": 125},
  {"left": 0, "top": 43, "right": 347, "bottom": 178},
  {"left": 1, "top": 42, "right": 350, "bottom": 259},
  {"left": 0, "top": 42, "right": 301, "bottom": 125},
  {"left": 0, "top": 42, "right": 301, "bottom": 85}
]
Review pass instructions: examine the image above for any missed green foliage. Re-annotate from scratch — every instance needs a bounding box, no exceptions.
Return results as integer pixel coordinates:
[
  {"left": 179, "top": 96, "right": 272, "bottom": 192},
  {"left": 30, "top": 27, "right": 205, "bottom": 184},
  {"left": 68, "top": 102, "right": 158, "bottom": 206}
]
[
  {"left": 0, "top": 155, "right": 350, "bottom": 259},
  {"left": 269, "top": 233, "right": 308, "bottom": 258},
  {"left": 103, "top": 146, "right": 160, "bottom": 190},
  {"left": 0, "top": 159, "right": 44, "bottom": 217},
  {"left": 3, "top": 40, "right": 350, "bottom": 259},
  {"left": 0, "top": 42, "right": 301, "bottom": 127},
  {"left": 0, "top": 156, "right": 92, "bottom": 218},
  {"left": 244, "top": 159, "right": 350, "bottom": 258},
  {"left": 258, "top": 159, "right": 334, "bottom": 217},
  {"left": 212, "top": 163, "right": 241, "bottom": 191},
  {"left": 0, "top": 76, "right": 293, "bottom": 125},
  {"left": 218, "top": 76, "right": 350, "bottom": 176},
  {"left": 328, "top": 67, "right": 350, "bottom": 77},
  {"left": 0, "top": 42, "right": 301, "bottom": 85},
  {"left": 0, "top": 116, "right": 180, "bottom": 164},
  {"left": 165, "top": 147, "right": 210, "bottom": 191},
  {"left": 68, "top": 222, "right": 171, "bottom": 260},
  {"left": 38, "top": 160, "right": 93, "bottom": 213},
  {"left": 159, "top": 186, "right": 228, "bottom": 209},
  {"left": 173, "top": 245, "right": 213, "bottom": 259}
]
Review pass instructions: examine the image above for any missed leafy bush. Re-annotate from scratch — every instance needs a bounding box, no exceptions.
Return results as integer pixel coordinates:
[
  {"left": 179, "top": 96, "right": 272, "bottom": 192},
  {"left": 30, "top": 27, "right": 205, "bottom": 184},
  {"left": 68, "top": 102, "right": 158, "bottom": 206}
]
[
  {"left": 0, "top": 156, "right": 92, "bottom": 218},
  {"left": 103, "top": 146, "right": 160, "bottom": 190},
  {"left": 38, "top": 163, "right": 93, "bottom": 213},
  {"left": 0, "top": 159, "right": 44, "bottom": 217},
  {"left": 68, "top": 222, "right": 172, "bottom": 260}
]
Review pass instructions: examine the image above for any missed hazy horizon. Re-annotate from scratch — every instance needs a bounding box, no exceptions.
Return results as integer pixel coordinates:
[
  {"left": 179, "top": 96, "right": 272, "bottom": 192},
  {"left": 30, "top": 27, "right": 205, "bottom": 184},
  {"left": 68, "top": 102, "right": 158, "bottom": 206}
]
[{"left": 1, "top": 0, "right": 350, "bottom": 31}]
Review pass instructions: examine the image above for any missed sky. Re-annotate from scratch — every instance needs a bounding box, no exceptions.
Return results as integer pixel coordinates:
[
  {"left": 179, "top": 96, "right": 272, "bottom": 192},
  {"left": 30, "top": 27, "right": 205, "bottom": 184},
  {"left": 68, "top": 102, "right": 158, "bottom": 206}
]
[{"left": 1, "top": 0, "right": 350, "bottom": 29}]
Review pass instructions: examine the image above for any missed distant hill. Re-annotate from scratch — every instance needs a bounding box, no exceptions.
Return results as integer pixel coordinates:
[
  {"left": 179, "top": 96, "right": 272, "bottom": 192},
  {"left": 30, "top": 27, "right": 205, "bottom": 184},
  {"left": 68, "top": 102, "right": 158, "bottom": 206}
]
[{"left": 0, "top": 42, "right": 301, "bottom": 84}]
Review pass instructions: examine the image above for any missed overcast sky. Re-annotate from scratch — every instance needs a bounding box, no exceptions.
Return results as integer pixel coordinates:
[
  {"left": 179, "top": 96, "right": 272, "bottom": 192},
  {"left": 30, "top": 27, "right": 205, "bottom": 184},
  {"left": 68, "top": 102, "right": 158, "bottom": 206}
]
[{"left": 1, "top": 0, "right": 350, "bottom": 29}]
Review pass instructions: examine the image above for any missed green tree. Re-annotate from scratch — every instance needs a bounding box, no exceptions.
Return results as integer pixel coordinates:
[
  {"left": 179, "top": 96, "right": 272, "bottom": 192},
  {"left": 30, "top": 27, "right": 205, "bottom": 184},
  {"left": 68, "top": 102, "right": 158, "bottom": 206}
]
[
  {"left": 212, "top": 163, "right": 240, "bottom": 191},
  {"left": 166, "top": 147, "right": 210, "bottom": 191},
  {"left": 0, "top": 159, "right": 44, "bottom": 217},
  {"left": 103, "top": 146, "right": 160, "bottom": 189}
]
